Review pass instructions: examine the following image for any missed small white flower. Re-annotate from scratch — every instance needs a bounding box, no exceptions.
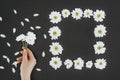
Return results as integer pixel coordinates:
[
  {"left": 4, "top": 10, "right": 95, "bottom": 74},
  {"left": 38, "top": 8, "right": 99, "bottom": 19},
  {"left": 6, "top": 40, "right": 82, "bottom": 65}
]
[
  {"left": 27, "top": 31, "right": 36, "bottom": 40},
  {"left": 49, "top": 42, "right": 63, "bottom": 56},
  {"left": 61, "top": 9, "right": 70, "bottom": 18},
  {"left": 64, "top": 59, "right": 73, "bottom": 69},
  {"left": 86, "top": 61, "right": 93, "bottom": 69},
  {"left": 0, "top": 16, "right": 2, "bottom": 21},
  {"left": 49, "top": 56, "right": 62, "bottom": 70},
  {"left": 49, "top": 11, "right": 62, "bottom": 24},
  {"left": 83, "top": 9, "right": 93, "bottom": 18},
  {"left": 94, "top": 24, "right": 107, "bottom": 38},
  {"left": 93, "top": 10, "right": 105, "bottom": 22},
  {"left": 48, "top": 26, "right": 61, "bottom": 40},
  {"left": 74, "top": 57, "right": 84, "bottom": 70},
  {"left": 71, "top": 8, "right": 83, "bottom": 20},
  {"left": 16, "top": 34, "right": 26, "bottom": 41},
  {"left": 93, "top": 41, "right": 106, "bottom": 55},
  {"left": 94, "top": 58, "right": 107, "bottom": 70}
]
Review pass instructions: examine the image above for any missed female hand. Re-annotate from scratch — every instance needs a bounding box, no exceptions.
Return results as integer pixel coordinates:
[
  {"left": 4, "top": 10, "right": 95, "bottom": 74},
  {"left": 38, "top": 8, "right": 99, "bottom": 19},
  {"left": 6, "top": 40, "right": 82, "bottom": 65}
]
[{"left": 17, "top": 48, "right": 37, "bottom": 80}]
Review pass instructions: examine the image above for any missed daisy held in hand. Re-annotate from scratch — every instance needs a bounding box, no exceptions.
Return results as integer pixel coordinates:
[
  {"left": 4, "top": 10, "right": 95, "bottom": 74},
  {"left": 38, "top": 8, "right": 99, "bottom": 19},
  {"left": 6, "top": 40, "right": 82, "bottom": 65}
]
[{"left": 16, "top": 31, "right": 36, "bottom": 49}]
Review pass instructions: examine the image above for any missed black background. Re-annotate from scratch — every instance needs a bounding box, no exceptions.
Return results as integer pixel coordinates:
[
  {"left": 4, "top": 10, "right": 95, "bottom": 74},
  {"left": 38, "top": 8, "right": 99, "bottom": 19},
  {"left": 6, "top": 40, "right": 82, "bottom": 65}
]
[{"left": 0, "top": 0, "right": 120, "bottom": 80}]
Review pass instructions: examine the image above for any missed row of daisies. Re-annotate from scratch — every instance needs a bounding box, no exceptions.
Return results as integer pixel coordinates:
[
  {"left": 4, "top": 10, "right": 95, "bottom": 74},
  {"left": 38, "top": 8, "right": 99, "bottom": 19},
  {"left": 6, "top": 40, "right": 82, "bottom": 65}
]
[{"left": 49, "top": 8, "right": 105, "bottom": 24}]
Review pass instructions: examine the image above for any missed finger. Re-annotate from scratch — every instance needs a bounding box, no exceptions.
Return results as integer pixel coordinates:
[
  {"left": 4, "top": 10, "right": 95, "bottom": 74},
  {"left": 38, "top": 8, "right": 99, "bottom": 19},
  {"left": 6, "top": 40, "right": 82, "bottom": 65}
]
[
  {"left": 27, "top": 48, "right": 36, "bottom": 60},
  {"left": 19, "top": 51, "right": 23, "bottom": 54},
  {"left": 16, "top": 57, "right": 23, "bottom": 63},
  {"left": 22, "top": 49, "right": 28, "bottom": 62}
]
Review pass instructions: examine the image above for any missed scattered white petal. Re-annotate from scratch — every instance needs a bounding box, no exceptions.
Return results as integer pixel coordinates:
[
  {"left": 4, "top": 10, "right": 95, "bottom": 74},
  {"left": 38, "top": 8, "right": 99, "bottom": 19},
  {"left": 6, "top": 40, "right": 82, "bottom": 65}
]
[
  {"left": 0, "top": 17, "right": 2, "bottom": 21},
  {"left": 13, "top": 9, "right": 17, "bottom": 14},
  {"left": 13, "top": 28, "right": 16, "bottom": 34},
  {"left": 30, "top": 26, "right": 35, "bottom": 30},
  {"left": 43, "top": 34, "right": 47, "bottom": 39},
  {"left": 14, "top": 51, "right": 19, "bottom": 56},
  {"left": 12, "top": 67, "right": 16, "bottom": 73},
  {"left": 3, "top": 55, "right": 10, "bottom": 63},
  {"left": 35, "top": 26, "right": 41, "bottom": 29},
  {"left": 42, "top": 51, "right": 45, "bottom": 57},
  {"left": 0, "top": 66, "right": 4, "bottom": 69},
  {"left": 36, "top": 68, "right": 41, "bottom": 71},
  {"left": 12, "top": 61, "right": 19, "bottom": 68},
  {"left": 33, "top": 13, "right": 40, "bottom": 17},
  {"left": 24, "top": 18, "right": 30, "bottom": 22},
  {"left": 0, "top": 34, "right": 6, "bottom": 38},
  {"left": 21, "top": 21, "right": 24, "bottom": 26},
  {"left": 6, "top": 42, "right": 11, "bottom": 47}
]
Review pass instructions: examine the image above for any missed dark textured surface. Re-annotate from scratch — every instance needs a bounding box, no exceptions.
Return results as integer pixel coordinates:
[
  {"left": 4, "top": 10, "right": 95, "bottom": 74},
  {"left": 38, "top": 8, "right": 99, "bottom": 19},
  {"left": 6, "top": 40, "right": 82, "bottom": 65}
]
[{"left": 0, "top": 0, "right": 119, "bottom": 80}]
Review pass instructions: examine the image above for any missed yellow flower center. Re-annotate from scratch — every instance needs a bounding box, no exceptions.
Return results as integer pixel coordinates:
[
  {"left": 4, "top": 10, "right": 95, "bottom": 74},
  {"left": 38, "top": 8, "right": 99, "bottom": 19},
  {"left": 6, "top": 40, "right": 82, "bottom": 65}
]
[
  {"left": 87, "top": 12, "right": 90, "bottom": 15},
  {"left": 54, "top": 16, "right": 58, "bottom": 19},
  {"left": 98, "top": 30, "right": 102, "bottom": 34},
  {"left": 53, "top": 31, "right": 57, "bottom": 35},
  {"left": 97, "top": 46, "right": 102, "bottom": 50},
  {"left": 77, "top": 62, "right": 80, "bottom": 65},
  {"left": 54, "top": 46, "right": 58, "bottom": 51},
  {"left": 99, "top": 62, "right": 103, "bottom": 65},
  {"left": 64, "top": 12, "right": 67, "bottom": 15},
  {"left": 76, "top": 12, "right": 79, "bottom": 16},
  {"left": 54, "top": 61, "right": 58, "bottom": 64},
  {"left": 97, "top": 14, "right": 101, "bottom": 18}
]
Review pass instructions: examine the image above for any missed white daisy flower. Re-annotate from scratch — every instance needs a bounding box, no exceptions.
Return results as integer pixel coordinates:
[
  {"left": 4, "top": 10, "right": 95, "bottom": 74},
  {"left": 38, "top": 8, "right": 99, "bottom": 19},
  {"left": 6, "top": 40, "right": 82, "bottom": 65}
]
[
  {"left": 64, "top": 59, "right": 73, "bottom": 69},
  {"left": 93, "top": 10, "right": 105, "bottom": 22},
  {"left": 74, "top": 57, "right": 84, "bottom": 70},
  {"left": 48, "top": 26, "right": 61, "bottom": 40},
  {"left": 49, "top": 42, "right": 63, "bottom": 56},
  {"left": 94, "top": 58, "right": 107, "bottom": 70},
  {"left": 26, "top": 31, "right": 36, "bottom": 45},
  {"left": 83, "top": 9, "right": 93, "bottom": 18},
  {"left": 86, "top": 61, "right": 93, "bottom": 69},
  {"left": 93, "top": 41, "right": 106, "bottom": 55},
  {"left": 94, "top": 24, "right": 107, "bottom": 38},
  {"left": 61, "top": 9, "right": 70, "bottom": 18},
  {"left": 16, "top": 34, "right": 26, "bottom": 41},
  {"left": 49, "top": 11, "right": 62, "bottom": 24},
  {"left": 49, "top": 56, "right": 62, "bottom": 70},
  {"left": 71, "top": 8, "right": 83, "bottom": 20}
]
